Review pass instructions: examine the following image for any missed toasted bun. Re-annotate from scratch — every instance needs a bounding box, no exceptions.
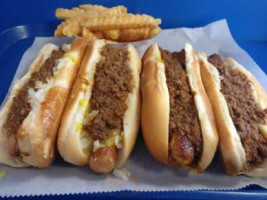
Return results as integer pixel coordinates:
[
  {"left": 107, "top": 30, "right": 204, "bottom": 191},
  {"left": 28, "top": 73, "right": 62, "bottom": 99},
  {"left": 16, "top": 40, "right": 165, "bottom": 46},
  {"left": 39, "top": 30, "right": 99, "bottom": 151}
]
[
  {"left": 116, "top": 43, "right": 141, "bottom": 167},
  {"left": 141, "top": 43, "right": 169, "bottom": 164},
  {"left": 198, "top": 54, "right": 267, "bottom": 176},
  {"left": 141, "top": 43, "right": 218, "bottom": 171},
  {"left": 185, "top": 44, "right": 218, "bottom": 172},
  {"left": 58, "top": 40, "right": 141, "bottom": 168},
  {"left": 225, "top": 58, "right": 267, "bottom": 177},
  {"left": 198, "top": 53, "right": 246, "bottom": 175},
  {"left": 1, "top": 38, "right": 88, "bottom": 168},
  {"left": 0, "top": 43, "right": 58, "bottom": 167},
  {"left": 58, "top": 40, "right": 105, "bottom": 166}
]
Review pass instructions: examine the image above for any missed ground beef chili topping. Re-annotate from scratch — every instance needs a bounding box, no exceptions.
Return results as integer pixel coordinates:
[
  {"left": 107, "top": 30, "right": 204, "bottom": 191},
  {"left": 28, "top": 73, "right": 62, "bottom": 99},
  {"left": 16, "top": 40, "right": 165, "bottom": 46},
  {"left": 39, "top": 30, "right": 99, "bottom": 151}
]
[
  {"left": 3, "top": 48, "right": 64, "bottom": 136},
  {"left": 208, "top": 54, "right": 267, "bottom": 167},
  {"left": 160, "top": 48, "right": 203, "bottom": 166},
  {"left": 85, "top": 46, "right": 133, "bottom": 141}
]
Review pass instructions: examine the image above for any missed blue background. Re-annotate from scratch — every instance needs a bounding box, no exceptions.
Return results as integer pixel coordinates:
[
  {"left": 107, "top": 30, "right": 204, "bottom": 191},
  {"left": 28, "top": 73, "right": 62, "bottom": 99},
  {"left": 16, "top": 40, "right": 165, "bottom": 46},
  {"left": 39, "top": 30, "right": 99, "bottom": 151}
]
[{"left": 0, "top": 0, "right": 267, "bottom": 199}]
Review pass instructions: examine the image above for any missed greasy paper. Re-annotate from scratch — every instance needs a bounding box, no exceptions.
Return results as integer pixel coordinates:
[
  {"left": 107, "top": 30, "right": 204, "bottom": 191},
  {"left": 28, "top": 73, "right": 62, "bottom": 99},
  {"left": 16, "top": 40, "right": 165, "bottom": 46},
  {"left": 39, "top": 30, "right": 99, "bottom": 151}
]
[{"left": 0, "top": 19, "right": 266, "bottom": 197}]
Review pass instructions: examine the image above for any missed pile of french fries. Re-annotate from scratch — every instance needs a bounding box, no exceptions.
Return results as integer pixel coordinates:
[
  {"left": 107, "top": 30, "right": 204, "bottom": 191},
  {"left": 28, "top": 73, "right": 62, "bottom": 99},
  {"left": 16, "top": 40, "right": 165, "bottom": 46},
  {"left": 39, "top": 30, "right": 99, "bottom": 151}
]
[{"left": 55, "top": 4, "right": 162, "bottom": 42}]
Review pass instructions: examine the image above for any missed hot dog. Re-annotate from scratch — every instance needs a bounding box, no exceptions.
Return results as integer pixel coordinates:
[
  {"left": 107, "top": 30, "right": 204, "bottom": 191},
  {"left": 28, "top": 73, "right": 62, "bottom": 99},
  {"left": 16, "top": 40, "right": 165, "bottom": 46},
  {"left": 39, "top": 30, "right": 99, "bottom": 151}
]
[
  {"left": 141, "top": 43, "right": 218, "bottom": 172},
  {"left": 198, "top": 53, "right": 267, "bottom": 177},
  {"left": 57, "top": 40, "right": 141, "bottom": 173},
  {"left": 0, "top": 38, "right": 88, "bottom": 168}
]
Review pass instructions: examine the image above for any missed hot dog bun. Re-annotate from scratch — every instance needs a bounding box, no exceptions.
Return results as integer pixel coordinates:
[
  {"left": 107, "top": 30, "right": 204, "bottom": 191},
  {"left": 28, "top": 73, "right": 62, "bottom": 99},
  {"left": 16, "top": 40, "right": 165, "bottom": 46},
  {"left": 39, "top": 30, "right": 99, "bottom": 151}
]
[
  {"left": 58, "top": 40, "right": 141, "bottom": 173},
  {"left": 198, "top": 54, "right": 267, "bottom": 177},
  {"left": 0, "top": 38, "right": 88, "bottom": 168},
  {"left": 141, "top": 43, "right": 218, "bottom": 172},
  {"left": 141, "top": 43, "right": 169, "bottom": 164},
  {"left": 0, "top": 43, "right": 58, "bottom": 167},
  {"left": 58, "top": 40, "right": 105, "bottom": 166}
]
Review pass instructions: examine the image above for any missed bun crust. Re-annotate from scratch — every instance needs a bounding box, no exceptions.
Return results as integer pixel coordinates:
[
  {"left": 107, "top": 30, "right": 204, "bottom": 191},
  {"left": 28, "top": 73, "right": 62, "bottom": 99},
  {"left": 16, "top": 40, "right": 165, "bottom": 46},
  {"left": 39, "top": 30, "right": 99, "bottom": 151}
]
[
  {"left": 141, "top": 43, "right": 218, "bottom": 171},
  {"left": 225, "top": 58, "right": 267, "bottom": 177},
  {"left": 17, "top": 38, "right": 88, "bottom": 168},
  {"left": 141, "top": 43, "right": 169, "bottom": 164},
  {"left": 58, "top": 40, "right": 141, "bottom": 168},
  {"left": 0, "top": 43, "right": 58, "bottom": 167},
  {"left": 58, "top": 40, "right": 105, "bottom": 166},
  {"left": 185, "top": 44, "right": 218, "bottom": 172},
  {"left": 116, "top": 44, "right": 141, "bottom": 167},
  {"left": 198, "top": 53, "right": 246, "bottom": 175},
  {"left": 199, "top": 54, "right": 267, "bottom": 176},
  {"left": 0, "top": 38, "right": 88, "bottom": 168}
]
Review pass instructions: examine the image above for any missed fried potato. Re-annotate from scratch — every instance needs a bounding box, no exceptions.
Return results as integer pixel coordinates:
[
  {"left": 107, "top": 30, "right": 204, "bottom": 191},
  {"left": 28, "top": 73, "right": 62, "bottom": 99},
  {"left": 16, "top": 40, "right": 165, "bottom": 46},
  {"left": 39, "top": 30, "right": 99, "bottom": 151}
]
[
  {"left": 54, "top": 4, "right": 161, "bottom": 42},
  {"left": 81, "top": 28, "right": 105, "bottom": 40},
  {"left": 93, "top": 31, "right": 104, "bottom": 39},
  {"left": 56, "top": 8, "right": 85, "bottom": 20},
  {"left": 102, "top": 27, "right": 161, "bottom": 42},
  {"left": 79, "top": 4, "right": 108, "bottom": 10},
  {"left": 54, "top": 21, "right": 66, "bottom": 37},
  {"left": 118, "top": 27, "right": 161, "bottom": 41},
  {"left": 81, "top": 28, "right": 98, "bottom": 40},
  {"left": 81, "top": 14, "right": 161, "bottom": 31},
  {"left": 62, "top": 21, "right": 81, "bottom": 37},
  {"left": 56, "top": 6, "right": 127, "bottom": 20},
  {"left": 102, "top": 30, "right": 120, "bottom": 40}
]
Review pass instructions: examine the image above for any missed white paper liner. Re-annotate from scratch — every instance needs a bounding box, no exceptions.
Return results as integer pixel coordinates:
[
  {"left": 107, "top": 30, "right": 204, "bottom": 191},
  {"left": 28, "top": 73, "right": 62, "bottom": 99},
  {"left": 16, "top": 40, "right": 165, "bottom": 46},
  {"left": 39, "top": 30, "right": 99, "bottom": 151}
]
[{"left": 0, "top": 19, "right": 266, "bottom": 197}]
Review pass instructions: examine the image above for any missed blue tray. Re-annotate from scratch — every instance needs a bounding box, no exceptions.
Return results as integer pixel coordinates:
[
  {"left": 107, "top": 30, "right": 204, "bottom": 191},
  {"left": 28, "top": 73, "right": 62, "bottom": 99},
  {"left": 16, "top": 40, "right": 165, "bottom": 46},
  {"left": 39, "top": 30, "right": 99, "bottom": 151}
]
[{"left": 0, "top": 23, "right": 267, "bottom": 200}]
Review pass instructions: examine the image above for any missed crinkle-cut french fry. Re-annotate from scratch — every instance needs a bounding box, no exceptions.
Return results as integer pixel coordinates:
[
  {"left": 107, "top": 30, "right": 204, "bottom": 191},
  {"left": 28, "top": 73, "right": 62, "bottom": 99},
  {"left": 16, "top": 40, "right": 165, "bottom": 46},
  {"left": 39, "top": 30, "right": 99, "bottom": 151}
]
[
  {"left": 149, "top": 26, "right": 161, "bottom": 37},
  {"left": 82, "top": 28, "right": 105, "bottom": 41},
  {"left": 54, "top": 22, "right": 67, "bottom": 37},
  {"left": 56, "top": 6, "right": 127, "bottom": 20},
  {"left": 81, "top": 6, "right": 127, "bottom": 18},
  {"left": 93, "top": 31, "right": 104, "bottom": 39},
  {"left": 103, "top": 30, "right": 120, "bottom": 40},
  {"left": 62, "top": 20, "right": 81, "bottom": 37},
  {"left": 81, "top": 14, "right": 161, "bottom": 31},
  {"left": 82, "top": 27, "right": 98, "bottom": 41},
  {"left": 154, "top": 18, "right": 161, "bottom": 25},
  {"left": 79, "top": 4, "right": 127, "bottom": 15},
  {"left": 101, "top": 6, "right": 127, "bottom": 15},
  {"left": 57, "top": 7, "right": 129, "bottom": 34},
  {"left": 79, "top": 4, "right": 107, "bottom": 10},
  {"left": 119, "top": 27, "right": 151, "bottom": 42},
  {"left": 54, "top": 4, "right": 161, "bottom": 42},
  {"left": 56, "top": 8, "right": 85, "bottom": 20},
  {"left": 102, "top": 27, "right": 161, "bottom": 42},
  {"left": 119, "top": 27, "right": 161, "bottom": 41},
  {"left": 59, "top": 8, "right": 124, "bottom": 37},
  {"left": 120, "top": 28, "right": 151, "bottom": 40},
  {"left": 105, "top": 40, "right": 118, "bottom": 44}
]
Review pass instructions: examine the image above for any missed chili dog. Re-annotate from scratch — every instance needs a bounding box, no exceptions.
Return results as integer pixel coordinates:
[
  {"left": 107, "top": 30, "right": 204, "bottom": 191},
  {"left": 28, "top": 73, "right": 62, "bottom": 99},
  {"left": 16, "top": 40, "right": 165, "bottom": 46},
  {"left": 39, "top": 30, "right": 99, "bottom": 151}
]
[
  {"left": 198, "top": 53, "right": 267, "bottom": 177},
  {"left": 141, "top": 43, "right": 218, "bottom": 172},
  {"left": 0, "top": 38, "right": 87, "bottom": 167},
  {"left": 58, "top": 40, "right": 141, "bottom": 173}
]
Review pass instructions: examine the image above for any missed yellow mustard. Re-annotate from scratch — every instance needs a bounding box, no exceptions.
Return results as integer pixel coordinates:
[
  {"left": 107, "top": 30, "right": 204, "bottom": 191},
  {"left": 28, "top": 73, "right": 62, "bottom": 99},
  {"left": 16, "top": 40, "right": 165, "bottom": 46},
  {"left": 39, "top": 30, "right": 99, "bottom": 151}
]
[{"left": 64, "top": 53, "right": 77, "bottom": 63}]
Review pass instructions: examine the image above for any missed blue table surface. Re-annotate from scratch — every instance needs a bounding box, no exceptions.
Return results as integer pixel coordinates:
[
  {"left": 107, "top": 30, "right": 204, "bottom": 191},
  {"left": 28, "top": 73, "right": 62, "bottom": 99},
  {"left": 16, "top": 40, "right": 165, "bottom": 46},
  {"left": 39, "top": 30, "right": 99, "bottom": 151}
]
[{"left": 0, "top": 0, "right": 267, "bottom": 199}]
